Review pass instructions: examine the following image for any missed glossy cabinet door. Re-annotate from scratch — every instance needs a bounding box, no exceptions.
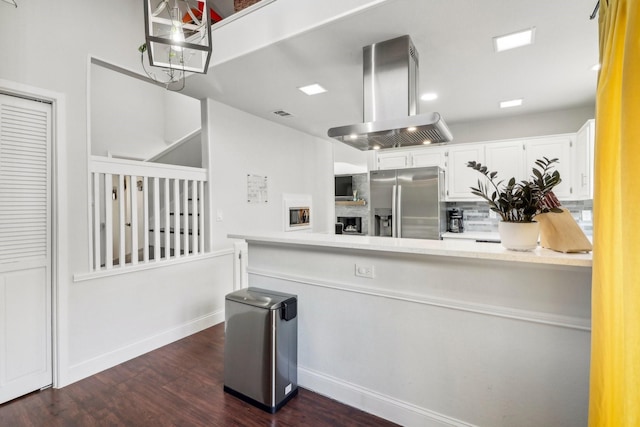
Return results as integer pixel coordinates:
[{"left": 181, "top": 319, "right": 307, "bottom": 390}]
[
  {"left": 574, "top": 119, "right": 595, "bottom": 199},
  {"left": 524, "top": 136, "right": 574, "bottom": 199},
  {"left": 446, "top": 144, "right": 485, "bottom": 200},
  {"left": 371, "top": 123, "right": 592, "bottom": 202},
  {"left": 376, "top": 151, "right": 410, "bottom": 170},
  {"left": 484, "top": 140, "right": 526, "bottom": 184},
  {"left": 411, "top": 146, "right": 447, "bottom": 169},
  {"left": 376, "top": 146, "right": 446, "bottom": 170}
]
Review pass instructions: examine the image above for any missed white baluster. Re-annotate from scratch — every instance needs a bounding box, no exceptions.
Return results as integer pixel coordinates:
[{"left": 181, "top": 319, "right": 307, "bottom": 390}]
[
  {"left": 153, "top": 177, "right": 161, "bottom": 261},
  {"left": 164, "top": 178, "right": 170, "bottom": 260},
  {"left": 182, "top": 179, "right": 189, "bottom": 256},
  {"left": 173, "top": 178, "right": 181, "bottom": 257},
  {"left": 143, "top": 176, "right": 149, "bottom": 262},
  {"left": 93, "top": 172, "right": 101, "bottom": 271},
  {"left": 198, "top": 181, "right": 205, "bottom": 253},
  {"left": 191, "top": 180, "right": 198, "bottom": 255},
  {"left": 118, "top": 175, "right": 126, "bottom": 266},
  {"left": 131, "top": 176, "right": 139, "bottom": 265},
  {"left": 104, "top": 173, "right": 113, "bottom": 269}
]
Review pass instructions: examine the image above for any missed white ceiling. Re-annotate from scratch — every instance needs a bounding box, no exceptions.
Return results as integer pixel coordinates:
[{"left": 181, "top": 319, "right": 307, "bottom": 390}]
[{"left": 183, "top": 0, "right": 600, "bottom": 141}]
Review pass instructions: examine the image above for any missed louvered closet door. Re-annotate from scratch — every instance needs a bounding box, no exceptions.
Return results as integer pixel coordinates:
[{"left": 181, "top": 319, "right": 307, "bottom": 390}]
[{"left": 0, "top": 94, "right": 52, "bottom": 404}]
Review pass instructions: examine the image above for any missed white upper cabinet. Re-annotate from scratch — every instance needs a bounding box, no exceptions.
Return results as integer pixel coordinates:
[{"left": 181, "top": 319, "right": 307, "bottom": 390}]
[
  {"left": 574, "top": 119, "right": 595, "bottom": 199},
  {"left": 484, "top": 140, "right": 526, "bottom": 184},
  {"left": 447, "top": 134, "right": 576, "bottom": 201},
  {"left": 411, "top": 146, "right": 447, "bottom": 168},
  {"left": 523, "top": 135, "right": 574, "bottom": 199},
  {"left": 372, "top": 121, "right": 593, "bottom": 202},
  {"left": 446, "top": 144, "right": 485, "bottom": 200},
  {"left": 376, "top": 150, "right": 411, "bottom": 169},
  {"left": 482, "top": 135, "right": 575, "bottom": 200},
  {"left": 376, "top": 146, "right": 446, "bottom": 170}
]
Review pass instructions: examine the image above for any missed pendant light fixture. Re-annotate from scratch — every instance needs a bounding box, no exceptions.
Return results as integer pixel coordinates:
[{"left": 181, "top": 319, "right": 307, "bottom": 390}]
[{"left": 142, "top": 0, "right": 212, "bottom": 88}]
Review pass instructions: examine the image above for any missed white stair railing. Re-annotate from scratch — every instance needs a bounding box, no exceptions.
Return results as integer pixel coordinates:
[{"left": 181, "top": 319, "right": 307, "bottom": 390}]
[{"left": 89, "top": 156, "right": 207, "bottom": 272}]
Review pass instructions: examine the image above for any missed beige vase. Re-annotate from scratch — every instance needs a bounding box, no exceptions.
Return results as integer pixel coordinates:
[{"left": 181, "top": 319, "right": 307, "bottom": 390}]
[{"left": 498, "top": 221, "right": 540, "bottom": 251}]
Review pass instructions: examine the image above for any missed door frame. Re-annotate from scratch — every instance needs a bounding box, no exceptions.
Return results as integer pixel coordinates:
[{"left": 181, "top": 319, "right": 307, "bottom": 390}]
[{"left": 0, "top": 78, "right": 66, "bottom": 389}]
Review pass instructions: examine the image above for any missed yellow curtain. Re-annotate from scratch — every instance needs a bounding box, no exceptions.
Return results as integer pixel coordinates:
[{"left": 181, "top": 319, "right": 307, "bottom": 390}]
[{"left": 590, "top": 0, "right": 640, "bottom": 425}]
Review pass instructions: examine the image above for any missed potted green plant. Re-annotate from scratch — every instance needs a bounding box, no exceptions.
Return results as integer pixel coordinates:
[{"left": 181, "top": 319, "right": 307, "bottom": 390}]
[{"left": 466, "top": 157, "right": 563, "bottom": 251}]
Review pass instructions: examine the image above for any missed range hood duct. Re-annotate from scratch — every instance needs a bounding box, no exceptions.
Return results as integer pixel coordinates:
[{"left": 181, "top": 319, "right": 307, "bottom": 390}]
[{"left": 328, "top": 35, "right": 452, "bottom": 150}]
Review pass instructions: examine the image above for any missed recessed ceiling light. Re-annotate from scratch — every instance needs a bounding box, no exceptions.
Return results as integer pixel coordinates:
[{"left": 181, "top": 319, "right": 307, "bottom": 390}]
[
  {"left": 493, "top": 28, "right": 536, "bottom": 52},
  {"left": 421, "top": 92, "right": 438, "bottom": 101},
  {"left": 500, "top": 99, "right": 523, "bottom": 109},
  {"left": 298, "top": 83, "right": 327, "bottom": 96},
  {"left": 407, "top": 127, "right": 417, "bottom": 132},
  {"left": 372, "top": 145, "right": 381, "bottom": 150},
  {"left": 423, "top": 140, "right": 432, "bottom": 145},
  {"left": 349, "top": 134, "right": 358, "bottom": 140}
]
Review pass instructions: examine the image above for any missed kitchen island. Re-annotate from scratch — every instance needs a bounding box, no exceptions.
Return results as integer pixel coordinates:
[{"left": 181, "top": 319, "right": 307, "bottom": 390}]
[{"left": 229, "top": 232, "right": 592, "bottom": 427}]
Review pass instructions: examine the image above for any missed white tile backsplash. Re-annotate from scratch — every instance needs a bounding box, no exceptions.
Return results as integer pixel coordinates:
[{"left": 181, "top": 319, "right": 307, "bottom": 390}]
[{"left": 446, "top": 200, "right": 593, "bottom": 235}]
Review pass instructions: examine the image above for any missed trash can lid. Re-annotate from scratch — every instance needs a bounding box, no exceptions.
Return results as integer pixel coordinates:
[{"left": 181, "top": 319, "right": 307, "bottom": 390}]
[{"left": 225, "top": 287, "right": 296, "bottom": 310}]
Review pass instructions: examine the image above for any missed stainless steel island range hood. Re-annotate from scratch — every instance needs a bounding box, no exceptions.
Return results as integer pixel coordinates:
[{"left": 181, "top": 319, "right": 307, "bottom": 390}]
[{"left": 328, "top": 35, "right": 452, "bottom": 150}]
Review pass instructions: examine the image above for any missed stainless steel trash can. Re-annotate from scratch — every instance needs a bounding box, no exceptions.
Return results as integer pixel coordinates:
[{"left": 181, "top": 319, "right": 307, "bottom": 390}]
[{"left": 223, "top": 287, "right": 298, "bottom": 413}]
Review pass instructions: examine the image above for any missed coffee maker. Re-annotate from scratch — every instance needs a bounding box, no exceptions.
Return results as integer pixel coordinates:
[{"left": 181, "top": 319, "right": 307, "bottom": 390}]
[{"left": 447, "top": 208, "right": 464, "bottom": 233}]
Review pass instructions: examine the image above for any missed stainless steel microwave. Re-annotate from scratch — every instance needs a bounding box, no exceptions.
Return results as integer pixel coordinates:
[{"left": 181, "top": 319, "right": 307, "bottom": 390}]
[{"left": 288, "top": 207, "right": 310, "bottom": 228}]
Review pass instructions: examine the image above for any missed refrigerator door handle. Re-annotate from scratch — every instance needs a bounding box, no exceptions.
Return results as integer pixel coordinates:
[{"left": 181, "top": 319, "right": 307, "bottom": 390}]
[
  {"left": 397, "top": 185, "right": 402, "bottom": 238},
  {"left": 392, "top": 184, "right": 397, "bottom": 238}
]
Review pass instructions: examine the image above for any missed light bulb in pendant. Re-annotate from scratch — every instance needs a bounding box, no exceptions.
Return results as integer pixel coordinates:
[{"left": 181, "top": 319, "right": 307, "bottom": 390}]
[{"left": 170, "top": 6, "right": 185, "bottom": 52}]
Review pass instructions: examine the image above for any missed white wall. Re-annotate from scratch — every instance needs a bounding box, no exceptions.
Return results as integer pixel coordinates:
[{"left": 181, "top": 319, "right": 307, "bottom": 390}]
[
  {"left": 91, "top": 63, "right": 166, "bottom": 158},
  {"left": 0, "top": 0, "right": 236, "bottom": 387},
  {"left": 246, "top": 242, "right": 591, "bottom": 426},
  {"left": 153, "top": 132, "right": 203, "bottom": 167},
  {"left": 91, "top": 62, "right": 201, "bottom": 159},
  {"left": 163, "top": 90, "right": 201, "bottom": 144},
  {"left": 333, "top": 140, "right": 371, "bottom": 175},
  {"left": 0, "top": 0, "right": 340, "bottom": 389},
  {"left": 206, "top": 99, "right": 334, "bottom": 251},
  {"left": 448, "top": 105, "right": 594, "bottom": 144}
]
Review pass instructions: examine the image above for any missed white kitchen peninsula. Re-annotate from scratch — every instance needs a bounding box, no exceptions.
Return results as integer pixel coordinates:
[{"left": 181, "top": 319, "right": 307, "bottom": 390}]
[{"left": 229, "top": 232, "right": 592, "bottom": 427}]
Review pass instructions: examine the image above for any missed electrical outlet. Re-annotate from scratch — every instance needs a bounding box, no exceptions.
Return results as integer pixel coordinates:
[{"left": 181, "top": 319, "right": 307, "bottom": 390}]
[
  {"left": 216, "top": 209, "right": 224, "bottom": 222},
  {"left": 489, "top": 210, "right": 497, "bottom": 219},
  {"left": 355, "top": 264, "right": 374, "bottom": 278},
  {"left": 581, "top": 210, "right": 592, "bottom": 222}
]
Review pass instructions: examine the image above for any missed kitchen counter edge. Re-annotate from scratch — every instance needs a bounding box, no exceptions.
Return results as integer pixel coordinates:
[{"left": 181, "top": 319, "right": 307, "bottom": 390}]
[{"left": 228, "top": 232, "right": 592, "bottom": 268}]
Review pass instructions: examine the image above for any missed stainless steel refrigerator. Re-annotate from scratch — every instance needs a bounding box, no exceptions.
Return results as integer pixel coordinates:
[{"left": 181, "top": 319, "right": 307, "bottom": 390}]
[{"left": 369, "top": 166, "right": 446, "bottom": 239}]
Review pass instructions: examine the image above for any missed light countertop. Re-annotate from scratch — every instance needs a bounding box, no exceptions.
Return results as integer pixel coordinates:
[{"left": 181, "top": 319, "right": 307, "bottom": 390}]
[
  {"left": 229, "top": 231, "right": 592, "bottom": 267},
  {"left": 442, "top": 231, "right": 501, "bottom": 242}
]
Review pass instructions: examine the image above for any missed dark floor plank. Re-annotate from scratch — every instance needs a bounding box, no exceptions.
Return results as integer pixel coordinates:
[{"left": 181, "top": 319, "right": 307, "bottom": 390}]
[{"left": 0, "top": 323, "right": 399, "bottom": 427}]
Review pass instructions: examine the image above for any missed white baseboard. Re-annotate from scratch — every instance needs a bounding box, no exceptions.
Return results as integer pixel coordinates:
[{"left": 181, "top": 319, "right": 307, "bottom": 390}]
[
  {"left": 298, "top": 366, "right": 476, "bottom": 427},
  {"left": 62, "top": 310, "right": 224, "bottom": 387}
]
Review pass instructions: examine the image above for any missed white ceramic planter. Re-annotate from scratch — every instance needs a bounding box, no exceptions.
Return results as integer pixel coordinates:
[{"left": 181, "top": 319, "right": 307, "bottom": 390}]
[{"left": 498, "top": 221, "right": 540, "bottom": 251}]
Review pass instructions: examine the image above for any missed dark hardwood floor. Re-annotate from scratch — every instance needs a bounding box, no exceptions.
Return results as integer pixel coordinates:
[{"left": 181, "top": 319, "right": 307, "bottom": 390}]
[{"left": 0, "top": 323, "right": 398, "bottom": 426}]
